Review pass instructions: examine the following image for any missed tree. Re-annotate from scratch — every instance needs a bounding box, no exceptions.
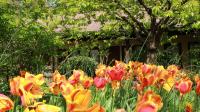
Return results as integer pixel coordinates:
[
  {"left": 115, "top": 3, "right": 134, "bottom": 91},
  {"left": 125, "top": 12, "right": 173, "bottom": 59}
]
[
  {"left": 0, "top": 0, "right": 65, "bottom": 73},
  {"left": 101, "top": 0, "right": 200, "bottom": 63},
  {"left": 54, "top": 0, "right": 200, "bottom": 63}
]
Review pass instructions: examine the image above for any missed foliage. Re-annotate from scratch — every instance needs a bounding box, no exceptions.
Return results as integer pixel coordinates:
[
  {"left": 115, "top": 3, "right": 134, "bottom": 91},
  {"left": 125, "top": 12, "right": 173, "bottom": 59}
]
[
  {"left": 0, "top": 1, "right": 65, "bottom": 74},
  {"left": 0, "top": 77, "right": 9, "bottom": 94},
  {"left": 157, "top": 44, "right": 181, "bottom": 66},
  {"left": 55, "top": 0, "right": 200, "bottom": 63},
  {"left": 60, "top": 56, "right": 98, "bottom": 77},
  {"left": 188, "top": 44, "right": 200, "bottom": 73}
]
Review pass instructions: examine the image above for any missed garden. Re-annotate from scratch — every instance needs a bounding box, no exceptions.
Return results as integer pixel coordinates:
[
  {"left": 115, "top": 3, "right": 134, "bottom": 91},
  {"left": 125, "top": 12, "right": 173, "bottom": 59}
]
[{"left": 0, "top": 0, "right": 200, "bottom": 112}]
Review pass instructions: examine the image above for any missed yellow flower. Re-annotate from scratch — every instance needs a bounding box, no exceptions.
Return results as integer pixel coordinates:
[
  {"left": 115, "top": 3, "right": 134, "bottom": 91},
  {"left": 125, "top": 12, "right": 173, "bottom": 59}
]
[
  {"left": 95, "top": 64, "right": 107, "bottom": 77},
  {"left": 24, "top": 102, "right": 60, "bottom": 112},
  {"left": 64, "top": 89, "right": 105, "bottom": 112},
  {"left": 163, "top": 77, "right": 175, "bottom": 92},
  {"left": 23, "top": 72, "right": 44, "bottom": 86},
  {"left": 0, "top": 94, "right": 14, "bottom": 112},
  {"left": 65, "top": 89, "right": 91, "bottom": 111},
  {"left": 9, "top": 71, "right": 44, "bottom": 106}
]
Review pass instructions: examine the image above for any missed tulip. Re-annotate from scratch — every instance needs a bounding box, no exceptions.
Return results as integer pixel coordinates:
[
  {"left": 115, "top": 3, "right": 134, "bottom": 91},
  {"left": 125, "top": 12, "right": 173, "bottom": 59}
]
[
  {"left": 87, "top": 103, "right": 105, "bottom": 112},
  {"left": 24, "top": 102, "right": 60, "bottom": 112},
  {"left": 52, "top": 70, "right": 66, "bottom": 83},
  {"left": 68, "top": 70, "right": 84, "bottom": 85},
  {"left": 185, "top": 103, "right": 192, "bottom": 112},
  {"left": 10, "top": 76, "right": 32, "bottom": 96},
  {"left": 10, "top": 72, "right": 44, "bottom": 106},
  {"left": 10, "top": 77, "right": 34, "bottom": 106},
  {"left": 0, "top": 94, "right": 14, "bottom": 112},
  {"left": 22, "top": 72, "right": 45, "bottom": 86},
  {"left": 95, "top": 64, "right": 108, "bottom": 77},
  {"left": 167, "top": 65, "right": 180, "bottom": 77},
  {"left": 94, "top": 77, "right": 107, "bottom": 89},
  {"left": 80, "top": 76, "right": 93, "bottom": 89},
  {"left": 50, "top": 70, "right": 67, "bottom": 95},
  {"left": 194, "top": 75, "right": 200, "bottom": 95},
  {"left": 61, "top": 82, "right": 74, "bottom": 97},
  {"left": 163, "top": 77, "right": 175, "bottom": 92},
  {"left": 64, "top": 89, "right": 105, "bottom": 112},
  {"left": 175, "top": 77, "right": 192, "bottom": 95},
  {"left": 65, "top": 89, "right": 91, "bottom": 111},
  {"left": 136, "top": 75, "right": 155, "bottom": 91},
  {"left": 106, "top": 61, "right": 127, "bottom": 81},
  {"left": 107, "top": 66, "right": 125, "bottom": 81},
  {"left": 142, "top": 64, "right": 152, "bottom": 75},
  {"left": 128, "top": 61, "right": 143, "bottom": 70},
  {"left": 135, "top": 90, "right": 163, "bottom": 112}
]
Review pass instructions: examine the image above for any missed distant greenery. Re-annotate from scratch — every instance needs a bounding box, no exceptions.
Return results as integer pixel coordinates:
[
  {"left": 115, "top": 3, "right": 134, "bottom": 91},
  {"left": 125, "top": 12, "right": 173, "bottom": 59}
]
[
  {"left": 157, "top": 44, "right": 181, "bottom": 67},
  {"left": 188, "top": 44, "right": 200, "bottom": 73},
  {"left": 60, "top": 56, "right": 98, "bottom": 77}
]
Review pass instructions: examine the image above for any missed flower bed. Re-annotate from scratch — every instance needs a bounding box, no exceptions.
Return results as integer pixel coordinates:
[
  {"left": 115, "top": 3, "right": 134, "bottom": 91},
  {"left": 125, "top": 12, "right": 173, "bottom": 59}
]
[{"left": 1, "top": 60, "right": 199, "bottom": 112}]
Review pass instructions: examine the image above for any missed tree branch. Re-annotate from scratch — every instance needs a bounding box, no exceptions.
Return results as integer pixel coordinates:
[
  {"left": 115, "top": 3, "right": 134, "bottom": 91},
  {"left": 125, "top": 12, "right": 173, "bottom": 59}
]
[
  {"left": 116, "top": 15, "right": 133, "bottom": 28},
  {"left": 137, "top": 0, "right": 153, "bottom": 16},
  {"left": 157, "top": 17, "right": 170, "bottom": 28},
  {"left": 137, "top": 0, "right": 157, "bottom": 34},
  {"left": 116, "top": 15, "right": 141, "bottom": 38},
  {"left": 114, "top": 0, "right": 148, "bottom": 34}
]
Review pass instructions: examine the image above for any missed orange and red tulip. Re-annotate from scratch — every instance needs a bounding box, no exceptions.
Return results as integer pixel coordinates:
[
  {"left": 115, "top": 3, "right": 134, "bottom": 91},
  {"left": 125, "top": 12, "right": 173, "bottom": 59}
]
[
  {"left": 10, "top": 72, "right": 44, "bottom": 106},
  {"left": 167, "top": 65, "right": 180, "bottom": 77},
  {"left": 68, "top": 70, "right": 84, "bottom": 85},
  {"left": 0, "top": 94, "right": 14, "bottom": 112},
  {"left": 135, "top": 90, "right": 163, "bottom": 112},
  {"left": 24, "top": 102, "right": 60, "bottom": 112},
  {"left": 136, "top": 74, "right": 156, "bottom": 91},
  {"left": 87, "top": 103, "right": 105, "bottom": 112},
  {"left": 95, "top": 64, "right": 108, "bottom": 77},
  {"left": 50, "top": 70, "right": 67, "bottom": 95},
  {"left": 22, "top": 72, "right": 45, "bottom": 86},
  {"left": 80, "top": 76, "right": 93, "bottom": 89},
  {"left": 10, "top": 77, "right": 33, "bottom": 106},
  {"left": 175, "top": 77, "right": 193, "bottom": 95},
  {"left": 194, "top": 75, "right": 200, "bottom": 95},
  {"left": 185, "top": 103, "right": 192, "bottom": 112},
  {"left": 142, "top": 64, "right": 152, "bottom": 75}
]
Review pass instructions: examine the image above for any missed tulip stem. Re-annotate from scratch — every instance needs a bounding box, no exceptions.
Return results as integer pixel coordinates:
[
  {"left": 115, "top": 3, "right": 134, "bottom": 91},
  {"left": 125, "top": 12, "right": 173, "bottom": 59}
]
[
  {"left": 179, "top": 95, "right": 183, "bottom": 112},
  {"left": 13, "top": 96, "right": 19, "bottom": 112},
  {"left": 195, "top": 95, "right": 199, "bottom": 112},
  {"left": 111, "top": 89, "right": 116, "bottom": 112}
]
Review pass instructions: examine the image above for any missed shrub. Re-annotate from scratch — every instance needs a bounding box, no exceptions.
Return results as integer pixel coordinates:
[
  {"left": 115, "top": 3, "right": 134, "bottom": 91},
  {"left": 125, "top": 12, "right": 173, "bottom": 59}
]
[{"left": 60, "top": 56, "right": 98, "bottom": 77}]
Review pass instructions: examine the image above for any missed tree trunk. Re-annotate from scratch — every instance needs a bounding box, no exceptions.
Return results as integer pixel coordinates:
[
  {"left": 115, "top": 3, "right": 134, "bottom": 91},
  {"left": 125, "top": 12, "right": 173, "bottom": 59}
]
[
  {"left": 146, "top": 35, "right": 160, "bottom": 64},
  {"left": 124, "top": 40, "right": 131, "bottom": 63}
]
